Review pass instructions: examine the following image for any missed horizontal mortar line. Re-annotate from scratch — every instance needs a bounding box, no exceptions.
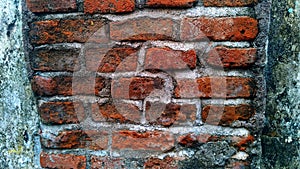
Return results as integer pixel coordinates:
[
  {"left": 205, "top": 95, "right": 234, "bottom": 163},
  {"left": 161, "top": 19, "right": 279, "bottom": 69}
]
[
  {"left": 148, "top": 41, "right": 252, "bottom": 50},
  {"left": 41, "top": 149, "right": 109, "bottom": 156},
  {"left": 39, "top": 122, "right": 250, "bottom": 137},
  {"left": 182, "top": 6, "right": 255, "bottom": 18},
  {"left": 171, "top": 98, "right": 201, "bottom": 104},
  {"left": 37, "top": 97, "right": 254, "bottom": 105},
  {"left": 39, "top": 123, "right": 82, "bottom": 134},
  {"left": 201, "top": 98, "right": 253, "bottom": 105},
  {"left": 195, "top": 69, "right": 255, "bottom": 77},
  {"left": 33, "top": 43, "right": 82, "bottom": 50},
  {"left": 35, "top": 12, "right": 89, "bottom": 20},
  {"left": 33, "top": 71, "right": 75, "bottom": 76},
  {"left": 37, "top": 96, "right": 108, "bottom": 103},
  {"left": 156, "top": 149, "right": 197, "bottom": 159},
  {"left": 35, "top": 7, "right": 255, "bottom": 21},
  {"left": 211, "top": 41, "right": 252, "bottom": 48},
  {"left": 33, "top": 69, "right": 254, "bottom": 78},
  {"left": 104, "top": 7, "right": 255, "bottom": 21},
  {"left": 31, "top": 41, "right": 252, "bottom": 51}
]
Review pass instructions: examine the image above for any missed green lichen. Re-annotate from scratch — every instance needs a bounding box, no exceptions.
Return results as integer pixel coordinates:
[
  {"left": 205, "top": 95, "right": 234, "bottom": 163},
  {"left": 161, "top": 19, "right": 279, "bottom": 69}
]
[
  {"left": 0, "top": 0, "right": 39, "bottom": 168},
  {"left": 263, "top": 0, "right": 300, "bottom": 168}
]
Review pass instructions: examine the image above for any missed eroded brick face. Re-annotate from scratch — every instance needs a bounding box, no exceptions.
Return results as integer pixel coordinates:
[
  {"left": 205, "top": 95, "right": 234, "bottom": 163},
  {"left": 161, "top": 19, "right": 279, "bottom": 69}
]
[
  {"left": 203, "top": 0, "right": 258, "bottom": 7},
  {"left": 181, "top": 17, "right": 258, "bottom": 41},
  {"left": 39, "top": 101, "right": 85, "bottom": 124},
  {"left": 85, "top": 46, "right": 139, "bottom": 72},
  {"left": 30, "top": 47, "right": 80, "bottom": 72},
  {"left": 111, "top": 77, "right": 165, "bottom": 100},
  {"left": 30, "top": 19, "right": 107, "bottom": 45},
  {"left": 175, "top": 77, "right": 256, "bottom": 98},
  {"left": 145, "top": 47, "right": 197, "bottom": 70},
  {"left": 146, "top": 0, "right": 196, "bottom": 8},
  {"left": 91, "top": 101, "right": 141, "bottom": 123},
  {"left": 207, "top": 47, "right": 257, "bottom": 68},
  {"left": 40, "top": 152, "right": 86, "bottom": 169},
  {"left": 110, "top": 17, "right": 178, "bottom": 41},
  {"left": 40, "top": 130, "right": 109, "bottom": 150},
  {"left": 27, "top": 0, "right": 264, "bottom": 168},
  {"left": 31, "top": 75, "right": 109, "bottom": 96},
  {"left": 112, "top": 130, "right": 175, "bottom": 151},
  {"left": 202, "top": 104, "right": 255, "bottom": 126},
  {"left": 145, "top": 102, "right": 197, "bottom": 126},
  {"left": 26, "top": 0, "right": 77, "bottom": 13},
  {"left": 84, "top": 0, "right": 135, "bottom": 14}
]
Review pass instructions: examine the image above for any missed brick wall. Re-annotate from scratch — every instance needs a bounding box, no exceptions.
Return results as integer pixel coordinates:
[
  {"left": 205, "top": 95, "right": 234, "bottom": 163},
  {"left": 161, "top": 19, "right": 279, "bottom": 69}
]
[{"left": 26, "top": 0, "right": 266, "bottom": 168}]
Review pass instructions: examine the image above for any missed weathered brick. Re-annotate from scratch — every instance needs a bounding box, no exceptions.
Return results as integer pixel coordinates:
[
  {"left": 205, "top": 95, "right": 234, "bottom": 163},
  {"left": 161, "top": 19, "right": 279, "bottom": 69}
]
[
  {"left": 144, "top": 156, "right": 178, "bottom": 169},
  {"left": 177, "top": 133, "right": 200, "bottom": 147},
  {"left": 226, "top": 161, "right": 250, "bottom": 169},
  {"left": 31, "top": 75, "right": 109, "bottom": 96},
  {"left": 202, "top": 104, "right": 255, "bottom": 126},
  {"left": 110, "top": 17, "right": 177, "bottom": 41},
  {"left": 181, "top": 17, "right": 258, "bottom": 41},
  {"left": 26, "top": 0, "right": 77, "bottom": 13},
  {"left": 145, "top": 47, "right": 197, "bottom": 70},
  {"left": 146, "top": 0, "right": 196, "bottom": 8},
  {"left": 85, "top": 46, "right": 139, "bottom": 72},
  {"left": 41, "top": 130, "right": 109, "bottom": 150},
  {"left": 91, "top": 101, "right": 141, "bottom": 123},
  {"left": 111, "top": 77, "right": 164, "bottom": 100},
  {"left": 91, "top": 156, "right": 125, "bottom": 169},
  {"left": 39, "top": 101, "right": 85, "bottom": 124},
  {"left": 84, "top": 0, "right": 135, "bottom": 14},
  {"left": 207, "top": 47, "right": 257, "bottom": 68},
  {"left": 177, "top": 134, "right": 255, "bottom": 151},
  {"left": 203, "top": 0, "right": 257, "bottom": 7},
  {"left": 145, "top": 102, "right": 197, "bottom": 127},
  {"left": 30, "top": 48, "right": 80, "bottom": 72},
  {"left": 30, "top": 19, "right": 106, "bottom": 45},
  {"left": 112, "top": 130, "right": 174, "bottom": 151},
  {"left": 40, "top": 152, "right": 86, "bottom": 169},
  {"left": 174, "top": 77, "right": 256, "bottom": 98}
]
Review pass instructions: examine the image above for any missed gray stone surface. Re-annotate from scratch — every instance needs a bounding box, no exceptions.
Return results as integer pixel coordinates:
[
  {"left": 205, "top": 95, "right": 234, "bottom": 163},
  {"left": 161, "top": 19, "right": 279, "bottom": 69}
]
[
  {"left": 0, "top": 0, "right": 39, "bottom": 168},
  {"left": 179, "top": 141, "right": 236, "bottom": 168},
  {"left": 262, "top": 0, "right": 300, "bottom": 168}
]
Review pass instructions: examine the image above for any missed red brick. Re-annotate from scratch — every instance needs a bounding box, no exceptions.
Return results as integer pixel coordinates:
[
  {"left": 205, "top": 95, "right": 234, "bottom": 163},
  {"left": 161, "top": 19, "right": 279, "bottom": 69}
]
[
  {"left": 110, "top": 17, "right": 177, "bottom": 41},
  {"left": 226, "top": 161, "right": 250, "bottom": 169},
  {"left": 207, "top": 47, "right": 257, "bottom": 68},
  {"left": 111, "top": 77, "right": 164, "bottom": 100},
  {"left": 202, "top": 104, "right": 255, "bottom": 126},
  {"left": 41, "top": 130, "right": 109, "bottom": 150},
  {"left": 203, "top": 0, "right": 257, "bottom": 7},
  {"left": 40, "top": 152, "right": 86, "bottom": 169},
  {"left": 145, "top": 102, "right": 196, "bottom": 127},
  {"left": 91, "top": 156, "right": 125, "bottom": 169},
  {"left": 26, "top": 0, "right": 77, "bottom": 13},
  {"left": 31, "top": 75, "right": 109, "bottom": 96},
  {"left": 30, "top": 19, "right": 106, "bottom": 45},
  {"left": 144, "top": 156, "right": 178, "bottom": 169},
  {"left": 85, "top": 46, "right": 139, "bottom": 72},
  {"left": 146, "top": 0, "right": 196, "bottom": 8},
  {"left": 177, "top": 133, "right": 199, "bottom": 147},
  {"left": 177, "top": 134, "right": 255, "bottom": 150},
  {"left": 30, "top": 48, "right": 80, "bottom": 72},
  {"left": 84, "top": 0, "right": 135, "bottom": 14},
  {"left": 91, "top": 101, "right": 141, "bottom": 123},
  {"left": 39, "top": 101, "right": 85, "bottom": 124},
  {"left": 145, "top": 47, "right": 197, "bottom": 71},
  {"left": 181, "top": 17, "right": 258, "bottom": 41},
  {"left": 112, "top": 130, "right": 174, "bottom": 151},
  {"left": 174, "top": 77, "right": 256, "bottom": 98},
  {"left": 231, "top": 135, "right": 255, "bottom": 151}
]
